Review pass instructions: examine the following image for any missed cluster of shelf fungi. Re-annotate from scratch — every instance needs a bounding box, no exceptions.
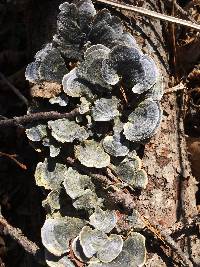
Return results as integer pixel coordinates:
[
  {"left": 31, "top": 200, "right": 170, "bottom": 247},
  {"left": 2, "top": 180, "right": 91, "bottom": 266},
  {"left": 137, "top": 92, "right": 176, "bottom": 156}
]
[{"left": 25, "top": 1, "right": 163, "bottom": 266}]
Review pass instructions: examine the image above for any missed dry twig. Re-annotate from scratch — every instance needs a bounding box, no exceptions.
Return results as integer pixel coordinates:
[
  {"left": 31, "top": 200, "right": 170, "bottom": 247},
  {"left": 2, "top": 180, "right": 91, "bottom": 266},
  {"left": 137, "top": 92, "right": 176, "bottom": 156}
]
[
  {"left": 0, "top": 72, "right": 29, "bottom": 106},
  {"left": 95, "top": 0, "right": 200, "bottom": 31},
  {"left": 0, "top": 108, "right": 79, "bottom": 127},
  {"left": 0, "top": 152, "right": 27, "bottom": 170},
  {"left": 0, "top": 82, "right": 186, "bottom": 128},
  {"left": 166, "top": 0, "right": 196, "bottom": 23},
  {"left": 0, "top": 215, "right": 44, "bottom": 263},
  {"left": 165, "top": 83, "right": 185, "bottom": 94}
]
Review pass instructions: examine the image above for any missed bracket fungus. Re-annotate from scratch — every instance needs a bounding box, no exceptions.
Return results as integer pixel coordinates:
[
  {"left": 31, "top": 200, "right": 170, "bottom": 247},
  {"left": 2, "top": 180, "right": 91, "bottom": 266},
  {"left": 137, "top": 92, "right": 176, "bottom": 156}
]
[
  {"left": 62, "top": 68, "right": 93, "bottom": 98},
  {"left": 25, "top": 123, "right": 47, "bottom": 142},
  {"left": 91, "top": 97, "right": 120, "bottom": 122},
  {"left": 88, "top": 233, "right": 146, "bottom": 267},
  {"left": 75, "top": 140, "right": 110, "bottom": 168},
  {"left": 25, "top": 44, "right": 67, "bottom": 84},
  {"left": 63, "top": 167, "right": 102, "bottom": 211},
  {"left": 102, "top": 117, "right": 129, "bottom": 157},
  {"left": 77, "top": 45, "right": 111, "bottom": 89},
  {"left": 53, "top": 0, "right": 96, "bottom": 58},
  {"left": 112, "top": 154, "right": 148, "bottom": 189},
  {"left": 89, "top": 207, "right": 117, "bottom": 233},
  {"left": 88, "top": 9, "right": 124, "bottom": 48},
  {"left": 97, "top": 235, "right": 124, "bottom": 263},
  {"left": 79, "top": 226, "right": 123, "bottom": 263},
  {"left": 48, "top": 118, "right": 89, "bottom": 143},
  {"left": 120, "top": 233, "right": 146, "bottom": 267},
  {"left": 25, "top": 1, "right": 163, "bottom": 266},
  {"left": 102, "top": 135, "right": 129, "bottom": 157},
  {"left": 123, "top": 99, "right": 162, "bottom": 142},
  {"left": 73, "top": 190, "right": 103, "bottom": 211},
  {"left": 41, "top": 217, "right": 86, "bottom": 256},
  {"left": 63, "top": 167, "right": 95, "bottom": 199},
  {"left": 79, "top": 226, "right": 108, "bottom": 258},
  {"left": 35, "top": 159, "right": 67, "bottom": 190}
]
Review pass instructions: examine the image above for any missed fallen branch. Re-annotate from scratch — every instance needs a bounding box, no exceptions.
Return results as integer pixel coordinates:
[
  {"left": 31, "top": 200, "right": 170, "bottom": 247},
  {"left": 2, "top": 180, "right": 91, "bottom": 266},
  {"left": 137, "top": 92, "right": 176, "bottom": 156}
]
[
  {"left": 66, "top": 156, "right": 193, "bottom": 267},
  {"left": 0, "top": 215, "right": 44, "bottom": 263},
  {"left": 0, "top": 72, "right": 29, "bottom": 106},
  {"left": 0, "top": 152, "right": 27, "bottom": 170},
  {"left": 95, "top": 0, "right": 200, "bottom": 31},
  {"left": 165, "top": 83, "right": 186, "bottom": 94},
  {"left": 0, "top": 84, "right": 186, "bottom": 128},
  {"left": 0, "top": 108, "right": 79, "bottom": 127},
  {"left": 166, "top": 0, "right": 196, "bottom": 23}
]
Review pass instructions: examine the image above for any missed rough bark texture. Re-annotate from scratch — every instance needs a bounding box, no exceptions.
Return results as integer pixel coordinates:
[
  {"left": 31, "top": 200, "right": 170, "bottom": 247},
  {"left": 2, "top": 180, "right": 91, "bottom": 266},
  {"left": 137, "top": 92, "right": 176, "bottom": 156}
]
[{"left": 112, "top": 0, "right": 198, "bottom": 266}]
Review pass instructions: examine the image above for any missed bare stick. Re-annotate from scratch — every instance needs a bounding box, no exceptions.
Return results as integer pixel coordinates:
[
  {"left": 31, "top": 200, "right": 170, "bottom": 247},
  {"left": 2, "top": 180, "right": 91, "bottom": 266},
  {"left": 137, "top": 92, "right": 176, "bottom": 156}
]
[
  {"left": 0, "top": 72, "right": 29, "bottom": 106},
  {"left": 0, "top": 83, "right": 186, "bottom": 128},
  {"left": 0, "top": 151, "right": 27, "bottom": 170},
  {"left": 166, "top": 0, "right": 196, "bottom": 23},
  {"left": 165, "top": 83, "right": 185, "bottom": 94},
  {"left": 0, "top": 108, "right": 79, "bottom": 127},
  {"left": 95, "top": 0, "right": 200, "bottom": 31},
  {"left": 0, "top": 215, "right": 43, "bottom": 263}
]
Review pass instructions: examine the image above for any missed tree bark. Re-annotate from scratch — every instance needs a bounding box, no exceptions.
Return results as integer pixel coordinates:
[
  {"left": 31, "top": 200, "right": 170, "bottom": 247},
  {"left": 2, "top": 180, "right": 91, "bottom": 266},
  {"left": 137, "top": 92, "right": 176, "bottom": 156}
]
[{"left": 115, "top": 1, "right": 198, "bottom": 266}]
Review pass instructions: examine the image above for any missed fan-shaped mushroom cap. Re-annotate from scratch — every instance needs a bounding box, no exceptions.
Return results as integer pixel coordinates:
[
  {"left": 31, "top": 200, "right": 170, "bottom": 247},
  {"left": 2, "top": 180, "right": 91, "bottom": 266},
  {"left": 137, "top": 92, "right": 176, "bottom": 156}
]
[
  {"left": 101, "top": 45, "right": 141, "bottom": 86},
  {"left": 45, "top": 250, "right": 76, "bottom": 267},
  {"left": 48, "top": 118, "right": 89, "bottom": 143},
  {"left": 78, "top": 0, "right": 96, "bottom": 31},
  {"left": 103, "top": 135, "right": 129, "bottom": 157},
  {"left": 89, "top": 9, "right": 123, "bottom": 48},
  {"left": 89, "top": 207, "right": 117, "bottom": 233},
  {"left": 131, "top": 55, "right": 159, "bottom": 94},
  {"left": 35, "top": 159, "right": 67, "bottom": 190},
  {"left": 41, "top": 217, "right": 85, "bottom": 256},
  {"left": 123, "top": 99, "right": 162, "bottom": 142},
  {"left": 88, "top": 233, "right": 146, "bottom": 267},
  {"left": 79, "top": 226, "right": 108, "bottom": 258},
  {"left": 101, "top": 44, "right": 159, "bottom": 95},
  {"left": 97, "top": 234, "right": 123, "bottom": 263},
  {"left": 73, "top": 190, "right": 103, "bottom": 210},
  {"left": 75, "top": 140, "right": 110, "bottom": 168},
  {"left": 91, "top": 97, "right": 120, "bottom": 122},
  {"left": 113, "top": 155, "right": 148, "bottom": 189},
  {"left": 25, "top": 44, "right": 67, "bottom": 83},
  {"left": 77, "top": 45, "right": 111, "bottom": 89},
  {"left": 79, "top": 226, "right": 123, "bottom": 262},
  {"left": 63, "top": 167, "right": 95, "bottom": 199},
  {"left": 62, "top": 68, "right": 93, "bottom": 98},
  {"left": 25, "top": 123, "right": 47, "bottom": 142}
]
